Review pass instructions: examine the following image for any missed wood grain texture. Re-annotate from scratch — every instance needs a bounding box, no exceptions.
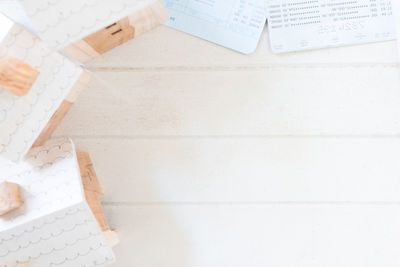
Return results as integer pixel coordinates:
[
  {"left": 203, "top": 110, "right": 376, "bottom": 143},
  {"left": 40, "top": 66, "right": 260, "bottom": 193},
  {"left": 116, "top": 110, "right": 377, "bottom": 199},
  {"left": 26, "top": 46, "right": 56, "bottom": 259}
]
[
  {"left": 3, "top": 261, "right": 31, "bottom": 267},
  {"left": 32, "top": 100, "right": 73, "bottom": 147},
  {"left": 64, "top": 0, "right": 168, "bottom": 63},
  {"left": 77, "top": 151, "right": 120, "bottom": 248},
  {"left": 0, "top": 57, "right": 39, "bottom": 96},
  {"left": 54, "top": 26, "right": 400, "bottom": 266},
  {"left": 127, "top": 0, "right": 169, "bottom": 37},
  {"left": 65, "top": 70, "right": 92, "bottom": 103},
  {"left": 77, "top": 152, "right": 109, "bottom": 232},
  {"left": 32, "top": 71, "right": 91, "bottom": 147},
  {"left": 55, "top": 68, "right": 400, "bottom": 136},
  {"left": 87, "top": 26, "right": 399, "bottom": 68},
  {"left": 0, "top": 182, "right": 23, "bottom": 216},
  {"left": 103, "top": 205, "right": 400, "bottom": 267},
  {"left": 83, "top": 17, "right": 136, "bottom": 55},
  {"left": 62, "top": 40, "right": 100, "bottom": 63},
  {"left": 69, "top": 137, "right": 400, "bottom": 203}
]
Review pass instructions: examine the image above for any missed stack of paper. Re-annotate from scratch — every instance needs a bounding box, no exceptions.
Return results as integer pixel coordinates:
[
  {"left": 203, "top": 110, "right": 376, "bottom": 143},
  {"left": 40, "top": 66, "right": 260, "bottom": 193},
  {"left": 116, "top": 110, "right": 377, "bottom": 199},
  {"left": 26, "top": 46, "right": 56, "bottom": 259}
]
[{"left": 162, "top": 0, "right": 400, "bottom": 54}]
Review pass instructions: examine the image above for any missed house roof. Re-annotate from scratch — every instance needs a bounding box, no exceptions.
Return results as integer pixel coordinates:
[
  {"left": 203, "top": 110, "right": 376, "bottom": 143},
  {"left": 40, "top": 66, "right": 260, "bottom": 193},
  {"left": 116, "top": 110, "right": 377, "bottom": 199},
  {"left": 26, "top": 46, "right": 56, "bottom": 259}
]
[
  {"left": 0, "top": 23, "right": 83, "bottom": 161},
  {"left": 0, "top": 138, "right": 115, "bottom": 267},
  {"left": 1, "top": 0, "right": 157, "bottom": 49}
]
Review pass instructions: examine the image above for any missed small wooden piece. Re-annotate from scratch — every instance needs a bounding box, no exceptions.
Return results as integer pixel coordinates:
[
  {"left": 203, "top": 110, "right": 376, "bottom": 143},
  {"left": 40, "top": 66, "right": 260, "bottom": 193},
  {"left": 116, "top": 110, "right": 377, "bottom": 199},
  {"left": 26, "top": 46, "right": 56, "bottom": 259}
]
[
  {"left": 63, "top": 0, "right": 168, "bottom": 63},
  {"left": 84, "top": 17, "right": 135, "bottom": 55},
  {"left": 4, "top": 261, "right": 31, "bottom": 267},
  {"left": 20, "top": 261, "right": 31, "bottom": 267},
  {"left": 103, "top": 230, "right": 120, "bottom": 248},
  {"left": 0, "top": 181, "right": 23, "bottom": 216},
  {"left": 32, "top": 100, "right": 73, "bottom": 147},
  {"left": 0, "top": 57, "right": 39, "bottom": 96},
  {"left": 77, "top": 152, "right": 119, "bottom": 247},
  {"left": 32, "top": 71, "right": 91, "bottom": 147}
]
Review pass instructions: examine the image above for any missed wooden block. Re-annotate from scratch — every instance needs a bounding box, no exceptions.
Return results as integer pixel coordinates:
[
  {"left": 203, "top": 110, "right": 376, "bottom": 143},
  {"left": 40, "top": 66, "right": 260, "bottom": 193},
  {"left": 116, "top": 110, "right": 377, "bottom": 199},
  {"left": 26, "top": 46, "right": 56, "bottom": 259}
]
[
  {"left": 63, "top": 0, "right": 168, "bottom": 63},
  {"left": 128, "top": 0, "right": 169, "bottom": 36},
  {"left": 62, "top": 40, "right": 100, "bottom": 64},
  {"left": 32, "top": 100, "right": 73, "bottom": 147},
  {"left": 4, "top": 261, "right": 31, "bottom": 267},
  {"left": 85, "top": 190, "right": 110, "bottom": 232},
  {"left": 77, "top": 152, "right": 104, "bottom": 197},
  {"left": 83, "top": 17, "right": 136, "bottom": 55},
  {"left": 103, "top": 230, "right": 120, "bottom": 248},
  {"left": 16, "top": 261, "right": 31, "bottom": 267},
  {"left": 77, "top": 152, "right": 110, "bottom": 232},
  {"left": 0, "top": 57, "right": 39, "bottom": 96},
  {"left": 65, "top": 70, "right": 92, "bottom": 103},
  {"left": 0, "top": 182, "right": 23, "bottom": 216},
  {"left": 32, "top": 71, "right": 91, "bottom": 147}
]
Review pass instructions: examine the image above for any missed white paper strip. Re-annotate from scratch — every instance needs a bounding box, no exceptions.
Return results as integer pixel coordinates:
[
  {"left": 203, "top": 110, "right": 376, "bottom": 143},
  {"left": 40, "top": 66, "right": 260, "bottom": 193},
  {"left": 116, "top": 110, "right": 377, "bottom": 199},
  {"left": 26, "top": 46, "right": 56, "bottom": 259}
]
[{"left": 163, "top": 0, "right": 268, "bottom": 54}]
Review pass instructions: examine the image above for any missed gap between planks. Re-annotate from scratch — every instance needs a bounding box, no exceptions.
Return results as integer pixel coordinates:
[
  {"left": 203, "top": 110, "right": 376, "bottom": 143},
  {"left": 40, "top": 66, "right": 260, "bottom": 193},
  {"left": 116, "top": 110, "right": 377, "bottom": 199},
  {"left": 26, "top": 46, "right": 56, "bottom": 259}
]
[
  {"left": 87, "top": 63, "right": 400, "bottom": 72},
  {"left": 101, "top": 201, "right": 400, "bottom": 207},
  {"left": 52, "top": 134, "right": 400, "bottom": 140}
]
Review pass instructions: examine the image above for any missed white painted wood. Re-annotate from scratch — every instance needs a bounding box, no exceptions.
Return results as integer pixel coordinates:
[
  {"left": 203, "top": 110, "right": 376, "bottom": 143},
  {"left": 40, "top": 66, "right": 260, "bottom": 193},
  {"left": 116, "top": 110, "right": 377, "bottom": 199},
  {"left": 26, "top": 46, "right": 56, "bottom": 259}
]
[
  {"left": 103, "top": 205, "right": 400, "bottom": 267},
  {"left": 67, "top": 138, "right": 400, "bottom": 203},
  {"left": 52, "top": 20, "right": 400, "bottom": 266},
  {"left": 87, "top": 27, "right": 399, "bottom": 68},
  {"left": 55, "top": 67, "right": 400, "bottom": 136}
]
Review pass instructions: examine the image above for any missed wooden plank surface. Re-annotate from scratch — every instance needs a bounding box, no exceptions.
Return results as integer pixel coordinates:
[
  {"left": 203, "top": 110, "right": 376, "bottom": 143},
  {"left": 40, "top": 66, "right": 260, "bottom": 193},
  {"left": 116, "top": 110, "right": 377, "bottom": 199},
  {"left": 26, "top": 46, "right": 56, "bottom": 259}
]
[
  {"left": 68, "top": 137, "right": 400, "bottom": 203},
  {"left": 33, "top": 71, "right": 91, "bottom": 147},
  {"left": 53, "top": 25, "right": 400, "bottom": 266},
  {"left": 87, "top": 26, "right": 399, "bottom": 68},
  {"left": 63, "top": 0, "right": 168, "bottom": 63},
  {"left": 103, "top": 205, "right": 400, "bottom": 267},
  {"left": 55, "top": 68, "right": 400, "bottom": 136}
]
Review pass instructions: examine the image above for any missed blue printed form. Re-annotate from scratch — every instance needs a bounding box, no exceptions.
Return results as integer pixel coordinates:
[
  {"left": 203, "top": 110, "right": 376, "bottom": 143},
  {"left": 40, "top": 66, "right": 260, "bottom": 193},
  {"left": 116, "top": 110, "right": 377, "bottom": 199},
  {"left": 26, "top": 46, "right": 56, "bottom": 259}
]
[
  {"left": 162, "top": 0, "right": 268, "bottom": 54},
  {"left": 267, "top": 0, "right": 395, "bottom": 53}
]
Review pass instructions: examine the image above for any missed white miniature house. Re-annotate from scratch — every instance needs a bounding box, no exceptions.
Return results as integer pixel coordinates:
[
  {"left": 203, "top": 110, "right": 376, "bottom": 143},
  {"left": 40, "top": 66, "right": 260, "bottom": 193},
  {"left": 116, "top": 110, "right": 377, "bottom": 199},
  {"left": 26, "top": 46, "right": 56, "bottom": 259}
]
[
  {"left": 0, "top": 138, "right": 116, "bottom": 267},
  {"left": 0, "top": 13, "right": 90, "bottom": 162},
  {"left": 0, "top": 1, "right": 166, "bottom": 265},
  {"left": 0, "top": 0, "right": 169, "bottom": 63}
]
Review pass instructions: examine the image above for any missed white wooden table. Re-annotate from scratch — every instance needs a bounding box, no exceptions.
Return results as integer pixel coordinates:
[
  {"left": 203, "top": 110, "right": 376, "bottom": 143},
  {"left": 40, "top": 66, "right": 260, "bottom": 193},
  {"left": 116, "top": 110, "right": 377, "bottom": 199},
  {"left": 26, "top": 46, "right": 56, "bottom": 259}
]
[{"left": 54, "top": 26, "right": 400, "bottom": 267}]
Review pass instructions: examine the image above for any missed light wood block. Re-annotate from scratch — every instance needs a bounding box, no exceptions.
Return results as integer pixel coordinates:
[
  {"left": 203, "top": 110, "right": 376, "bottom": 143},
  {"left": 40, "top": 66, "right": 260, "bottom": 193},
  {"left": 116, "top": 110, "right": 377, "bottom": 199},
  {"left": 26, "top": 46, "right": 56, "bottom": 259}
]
[
  {"left": 65, "top": 70, "right": 92, "bottom": 103},
  {"left": 85, "top": 189, "right": 110, "bottom": 232},
  {"left": 3, "top": 261, "right": 31, "bottom": 267},
  {"left": 63, "top": 0, "right": 168, "bottom": 63},
  {"left": 0, "top": 182, "right": 23, "bottom": 216},
  {"left": 32, "top": 71, "right": 91, "bottom": 147},
  {"left": 84, "top": 17, "right": 136, "bottom": 55},
  {"left": 103, "top": 230, "right": 120, "bottom": 248},
  {"left": 68, "top": 138, "right": 400, "bottom": 203},
  {"left": 77, "top": 152, "right": 104, "bottom": 198},
  {"left": 0, "top": 57, "right": 39, "bottom": 96},
  {"left": 77, "top": 152, "right": 117, "bottom": 244},
  {"left": 32, "top": 100, "right": 73, "bottom": 147},
  {"left": 127, "top": 0, "right": 169, "bottom": 37}
]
